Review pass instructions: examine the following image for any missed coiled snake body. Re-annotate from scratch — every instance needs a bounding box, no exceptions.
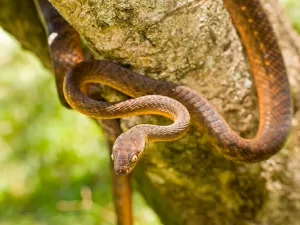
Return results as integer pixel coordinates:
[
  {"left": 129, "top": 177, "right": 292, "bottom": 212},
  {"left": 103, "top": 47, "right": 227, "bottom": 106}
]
[{"left": 41, "top": 0, "right": 292, "bottom": 175}]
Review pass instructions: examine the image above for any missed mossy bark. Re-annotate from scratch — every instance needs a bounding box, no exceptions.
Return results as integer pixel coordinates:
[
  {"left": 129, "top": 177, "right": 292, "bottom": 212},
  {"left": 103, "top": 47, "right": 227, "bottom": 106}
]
[{"left": 1, "top": 0, "right": 300, "bottom": 224}]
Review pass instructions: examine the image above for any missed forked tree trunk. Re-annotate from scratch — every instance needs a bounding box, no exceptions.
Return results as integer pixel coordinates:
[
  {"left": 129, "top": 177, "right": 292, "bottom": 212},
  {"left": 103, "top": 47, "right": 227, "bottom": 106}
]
[{"left": 0, "top": 0, "right": 300, "bottom": 224}]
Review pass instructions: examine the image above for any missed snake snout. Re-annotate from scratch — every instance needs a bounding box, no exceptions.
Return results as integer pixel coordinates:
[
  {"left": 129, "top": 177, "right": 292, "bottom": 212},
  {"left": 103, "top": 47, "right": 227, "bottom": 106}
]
[{"left": 115, "top": 166, "right": 130, "bottom": 175}]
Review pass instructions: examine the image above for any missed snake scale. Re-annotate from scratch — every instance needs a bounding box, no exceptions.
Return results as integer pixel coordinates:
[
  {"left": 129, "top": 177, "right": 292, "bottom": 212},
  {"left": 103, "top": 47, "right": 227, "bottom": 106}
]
[{"left": 39, "top": 0, "right": 292, "bottom": 176}]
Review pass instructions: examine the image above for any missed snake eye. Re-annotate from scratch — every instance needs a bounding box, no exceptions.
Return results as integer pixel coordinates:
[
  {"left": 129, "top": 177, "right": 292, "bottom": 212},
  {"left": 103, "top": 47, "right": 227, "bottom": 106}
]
[
  {"left": 131, "top": 154, "right": 138, "bottom": 163},
  {"left": 111, "top": 154, "right": 114, "bottom": 161}
]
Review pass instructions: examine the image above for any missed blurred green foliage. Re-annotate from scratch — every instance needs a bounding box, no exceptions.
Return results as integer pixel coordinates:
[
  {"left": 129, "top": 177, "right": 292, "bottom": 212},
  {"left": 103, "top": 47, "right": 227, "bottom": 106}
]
[
  {"left": 0, "top": 30, "right": 161, "bottom": 225},
  {"left": 0, "top": 1, "right": 299, "bottom": 224},
  {"left": 280, "top": 0, "right": 300, "bottom": 32}
]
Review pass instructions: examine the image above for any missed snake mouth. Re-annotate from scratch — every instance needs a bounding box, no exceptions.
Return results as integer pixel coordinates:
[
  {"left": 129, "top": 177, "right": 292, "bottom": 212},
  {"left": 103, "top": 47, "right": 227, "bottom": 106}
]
[{"left": 115, "top": 166, "right": 131, "bottom": 175}]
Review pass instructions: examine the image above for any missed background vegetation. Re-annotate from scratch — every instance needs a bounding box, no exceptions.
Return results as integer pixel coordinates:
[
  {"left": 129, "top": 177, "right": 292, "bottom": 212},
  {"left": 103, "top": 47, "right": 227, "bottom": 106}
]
[{"left": 0, "top": 1, "right": 298, "bottom": 224}]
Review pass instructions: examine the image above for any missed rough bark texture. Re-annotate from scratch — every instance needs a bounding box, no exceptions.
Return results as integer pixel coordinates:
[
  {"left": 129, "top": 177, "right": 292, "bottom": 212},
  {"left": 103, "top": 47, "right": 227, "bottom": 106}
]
[{"left": 1, "top": 0, "right": 300, "bottom": 224}]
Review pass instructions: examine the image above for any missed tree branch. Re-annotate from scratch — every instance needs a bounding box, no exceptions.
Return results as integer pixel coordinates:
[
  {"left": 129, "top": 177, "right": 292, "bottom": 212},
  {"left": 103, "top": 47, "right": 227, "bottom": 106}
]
[{"left": 0, "top": 0, "right": 51, "bottom": 69}]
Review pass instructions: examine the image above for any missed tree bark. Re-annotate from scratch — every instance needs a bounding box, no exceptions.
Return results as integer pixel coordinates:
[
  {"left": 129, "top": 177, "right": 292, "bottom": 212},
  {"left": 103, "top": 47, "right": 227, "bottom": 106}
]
[
  {"left": 1, "top": 0, "right": 300, "bottom": 224},
  {"left": 0, "top": 0, "right": 52, "bottom": 69}
]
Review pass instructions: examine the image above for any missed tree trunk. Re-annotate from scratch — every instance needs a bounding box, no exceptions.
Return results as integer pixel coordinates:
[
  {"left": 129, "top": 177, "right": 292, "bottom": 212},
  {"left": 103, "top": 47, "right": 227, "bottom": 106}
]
[{"left": 1, "top": 0, "right": 300, "bottom": 224}]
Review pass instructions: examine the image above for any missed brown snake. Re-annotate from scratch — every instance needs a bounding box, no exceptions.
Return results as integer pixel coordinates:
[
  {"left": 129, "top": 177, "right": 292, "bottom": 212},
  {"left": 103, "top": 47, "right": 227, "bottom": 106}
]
[
  {"left": 36, "top": 1, "right": 134, "bottom": 224},
  {"left": 40, "top": 0, "right": 292, "bottom": 176}
]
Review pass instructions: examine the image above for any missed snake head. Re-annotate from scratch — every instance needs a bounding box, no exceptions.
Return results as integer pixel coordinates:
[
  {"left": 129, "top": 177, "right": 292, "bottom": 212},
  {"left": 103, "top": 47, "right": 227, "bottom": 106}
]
[{"left": 111, "top": 128, "right": 147, "bottom": 175}]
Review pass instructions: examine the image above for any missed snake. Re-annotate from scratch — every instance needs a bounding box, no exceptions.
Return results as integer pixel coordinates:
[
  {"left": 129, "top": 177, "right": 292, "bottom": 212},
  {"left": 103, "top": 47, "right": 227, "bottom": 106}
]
[
  {"left": 36, "top": 1, "right": 136, "bottom": 225},
  {"left": 39, "top": 0, "right": 292, "bottom": 176}
]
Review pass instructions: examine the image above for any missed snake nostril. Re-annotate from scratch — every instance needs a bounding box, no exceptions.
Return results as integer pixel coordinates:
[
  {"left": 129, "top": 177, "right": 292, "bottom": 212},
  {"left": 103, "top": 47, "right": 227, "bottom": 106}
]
[{"left": 116, "top": 167, "right": 128, "bottom": 175}]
